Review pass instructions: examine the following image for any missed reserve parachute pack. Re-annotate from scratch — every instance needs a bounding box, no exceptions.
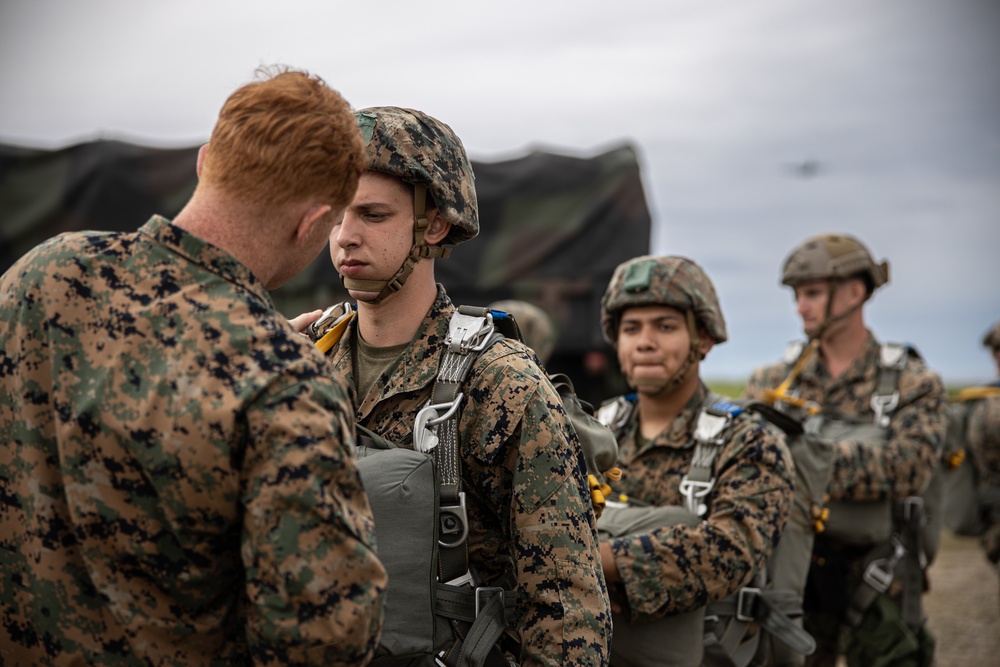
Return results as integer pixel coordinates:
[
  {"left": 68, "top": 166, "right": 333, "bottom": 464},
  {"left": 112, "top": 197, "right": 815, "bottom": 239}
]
[
  {"left": 595, "top": 394, "right": 816, "bottom": 667},
  {"left": 309, "top": 303, "right": 619, "bottom": 666},
  {"left": 940, "top": 381, "right": 1000, "bottom": 537},
  {"left": 766, "top": 340, "right": 941, "bottom": 667}
]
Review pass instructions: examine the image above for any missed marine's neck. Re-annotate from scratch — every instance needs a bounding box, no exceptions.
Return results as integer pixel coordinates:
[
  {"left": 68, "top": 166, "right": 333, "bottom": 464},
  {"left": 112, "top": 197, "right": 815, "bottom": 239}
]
[{"left": 355, "top": 261, "right": 439, "bottom": 347}]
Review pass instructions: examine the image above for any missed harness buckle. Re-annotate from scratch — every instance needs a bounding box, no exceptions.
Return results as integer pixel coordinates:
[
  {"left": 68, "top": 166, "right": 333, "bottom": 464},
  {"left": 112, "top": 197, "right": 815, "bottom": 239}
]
[
  {"left": 447, "top": 312, "right": 495, "bottom": 354},
  {"left": 870, "top": 391, "right": 900, "bottom": 428},
  {"left": 899, "top": 496, "right": 924, "bottom": 523},
  {"left": 679, "top": 478, "right": 714, "bottom": 517},
  {"left": 736, "top": 587, "right": 761, "bottom": 622},
  {"left": 414, "top": 395, "right": 464, "bottom": 453},
  {"left": 438, "top": 492, "right": 469, "bottom": 549},
  {"left": 475, "top": 586, "right": 505, "bottom": 617},
  {"left": 863, "top": 536, "right": 906, "bottom": 593}
]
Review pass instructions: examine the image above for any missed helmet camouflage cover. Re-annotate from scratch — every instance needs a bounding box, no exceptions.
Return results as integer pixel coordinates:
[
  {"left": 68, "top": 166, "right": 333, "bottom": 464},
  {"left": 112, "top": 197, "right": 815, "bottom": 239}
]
[
  {"left": 781, "top": 232, "right": 889, "bottom": 294},
  {"left": 600, "top": 255, "right": 727, "bottom": 345},
  {"left": 489, "top": 299, "right": 557, "bottom": 365},
  {"left": 983, "top": 320, "right": 1000, "bottom": 351},
  {"left": 355, "top": 106, "right": 478, "bottom": 245}
]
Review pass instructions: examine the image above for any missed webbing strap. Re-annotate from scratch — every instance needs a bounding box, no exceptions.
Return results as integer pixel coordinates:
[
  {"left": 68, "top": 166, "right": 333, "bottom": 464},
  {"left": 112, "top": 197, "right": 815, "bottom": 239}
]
[
  {"left": 704, "top": 588, "right": 815, "bottom": 667},
  {"left": 762, "top": 339, "right": 821, "bottom": 415},
  {"left": 871, "top": 343, "right": 907, "bottom": 427},
  {"left": 680, "top": 397, "right": 737, "bottom": 518}
]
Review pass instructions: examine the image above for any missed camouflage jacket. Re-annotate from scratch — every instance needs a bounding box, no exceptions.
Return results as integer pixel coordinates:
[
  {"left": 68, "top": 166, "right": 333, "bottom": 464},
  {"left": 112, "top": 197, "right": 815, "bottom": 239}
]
[
  {"left": 745, "top": 333, "right": 946, "bottom": 502},
  {"left": 0, "top": 216, "right": 386, "bottom": 666},
  {"left": 321, "top": 286, "right": 612, "bottom": 667},
  {"left": 965, "top": 390, "right": 1000, "bottom": 561},
  {"left": 605, "top": 383, "right": 794, "bottom": 619}
]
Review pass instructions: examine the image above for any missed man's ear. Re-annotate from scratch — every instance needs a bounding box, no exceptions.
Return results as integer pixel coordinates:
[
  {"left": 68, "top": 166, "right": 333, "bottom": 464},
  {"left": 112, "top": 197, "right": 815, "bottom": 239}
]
[
  {"left": 697, "top": 335, "right": 715, "bottom": 361},
  {"left": 424, "top": 208, "right": 452, "bottom": 245},
  {"left": 196, "top": 144, "right": 209, "bottom": 178},
  {"left": 295, "top": 204, "right": 333, "bottom": 245}
]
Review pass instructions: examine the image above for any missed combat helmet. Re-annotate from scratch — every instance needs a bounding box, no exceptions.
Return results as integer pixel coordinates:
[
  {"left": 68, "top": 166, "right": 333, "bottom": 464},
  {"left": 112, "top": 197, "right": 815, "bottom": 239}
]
[
  {"left": 601, "top": 256, "right": 726, "bottom": 395},
  {"left": 489, "top": 299, "right": 558, "bottom": 365},
  {"left": 600, "top": 255, "right": 727, "bottom": 346},
  {"left": 781, "top": 233, "right": 889, "bottom": 297},
  {"left": 346, "top": 107, "right": 478, "bottom": 302},
  {"left": 983, "top": 320, "right": 1000, "bottom": 351}
]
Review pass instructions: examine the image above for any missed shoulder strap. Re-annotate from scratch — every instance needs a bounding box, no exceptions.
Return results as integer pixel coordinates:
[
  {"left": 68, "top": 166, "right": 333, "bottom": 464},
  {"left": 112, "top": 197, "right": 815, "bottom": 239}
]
[
  {"left": 680, "top": 396, "right": 742, "bottom": 518},
  {"left": 871, "top": 342, "right": 909, "bottom": 427},
  {"left": 415, "top": 307, "right": 502, "bottom": 585},
  {"left": 596, "top": 394, "right": 638, "bottom": 438}
]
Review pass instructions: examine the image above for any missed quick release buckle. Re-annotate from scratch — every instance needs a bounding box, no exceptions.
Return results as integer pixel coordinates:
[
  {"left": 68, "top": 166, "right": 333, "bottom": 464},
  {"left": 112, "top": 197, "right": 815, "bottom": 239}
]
[
  {"left": 413, "top": 394, "right": 464, "bottom": 453},
  {"left": 446, "top": 312, "right": 495, "bottom": 354},
  {"left": 678, "top": 479, "right": 714, "bottom": 518},
  {"left": 870, "top": 391, "right": 900, "bottom": 428},
  {"left": 736, "top": 587, "right": 761, "bottom": 622}
]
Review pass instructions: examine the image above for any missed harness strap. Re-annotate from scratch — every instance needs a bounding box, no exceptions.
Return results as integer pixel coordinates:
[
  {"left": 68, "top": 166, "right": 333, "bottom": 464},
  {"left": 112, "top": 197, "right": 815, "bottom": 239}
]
[
  {"left": 761, "top": 339, "right": 821, "bottom": 415},
  {"left": 871, "top": 343, "right": 907, "bottom": 427},
  {"left": 680, "top": 399, "right": 741, "bottom": 518},
  {"left": 705, "top": 587, "right": 816, "bottom": 667}
]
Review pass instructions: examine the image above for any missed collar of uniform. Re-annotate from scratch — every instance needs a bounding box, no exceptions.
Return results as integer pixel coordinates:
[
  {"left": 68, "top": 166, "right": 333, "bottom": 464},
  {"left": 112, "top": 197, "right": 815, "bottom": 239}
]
[
  {"left": 799, "top": 330, "right": 879, "bottom": 389},
  {"left": 137, "top": 215, "right": 272, "bottom": 306},
  {"left": 631, "top": 381, "right": 711, "bottom": 453},
  {"left": 337, "top": 285, "right": 454, "bottom": 419}
]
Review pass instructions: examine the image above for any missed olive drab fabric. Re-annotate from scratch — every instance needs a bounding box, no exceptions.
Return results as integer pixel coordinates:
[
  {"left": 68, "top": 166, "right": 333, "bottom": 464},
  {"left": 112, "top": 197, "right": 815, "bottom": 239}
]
[
  {"left": 313, "top": 287, "right": 613, "bottom": 667},
  {"left": 779, "top": 233, "right": 889, "bottom": 294},
  {"left": 0, "top": 140, "right": 651, "bottom": 354},
  {"left": 355, "top": 106, "right": 478, "bottom": 245},
  {"left": 599, "top": 255, "right": 727, "bottom": 346},
  {"left": 0, "top": 217, "right": 387, "bottom": 665}
]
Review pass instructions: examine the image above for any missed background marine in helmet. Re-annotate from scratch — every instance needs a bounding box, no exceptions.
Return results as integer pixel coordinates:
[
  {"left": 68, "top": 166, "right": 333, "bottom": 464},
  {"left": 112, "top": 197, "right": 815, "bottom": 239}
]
[
  {"left": 596, "top": 255, "right": 793, "bottom": 664},
  {"left": 744, "top": 233, "right": 946, "bottom": 667}
]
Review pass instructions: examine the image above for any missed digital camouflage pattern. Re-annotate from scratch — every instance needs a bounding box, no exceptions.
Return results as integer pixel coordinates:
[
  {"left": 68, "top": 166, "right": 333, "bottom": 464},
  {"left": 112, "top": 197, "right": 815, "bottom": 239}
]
[
  {"left": 599, "top": 255, "right": 728, "bottom": 345},
  {"left": 745, "top": 335, "right": 946, "bottom": 503},
  {"left": 0, "top": 140, "right": 651, "bottom": 353},
  {"left": 603, "top": 383, "right": 794, "bottom": 618},
  {"left": 489, "top": 299, "right": 558, "bottom": 366},
  {"left": 965, "top": 394, "right": 1000, "bottom": 564},
  {"left": 0, "top": 216, "right": 386, "bottom": 666},
  {"left": 780, "top": 233, "right": 889, "bottom": 293},
  {"left": 356, "top": 106, "right": 478, "bottom": 245},
  {"left": 315, "top": 287, "right": 613, "bottom": 667}
]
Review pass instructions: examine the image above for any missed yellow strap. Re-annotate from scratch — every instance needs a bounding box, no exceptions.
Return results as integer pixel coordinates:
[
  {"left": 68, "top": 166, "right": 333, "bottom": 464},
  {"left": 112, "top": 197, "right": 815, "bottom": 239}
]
[
  {"left": 953, "top": 386, "right": 1000, "bottom": 402},
  {"left": 761, "top": 339, "right": 822, "bottom": 415},
  {"left": 315, "top": 311, "right": 356, "bottom": 354}
]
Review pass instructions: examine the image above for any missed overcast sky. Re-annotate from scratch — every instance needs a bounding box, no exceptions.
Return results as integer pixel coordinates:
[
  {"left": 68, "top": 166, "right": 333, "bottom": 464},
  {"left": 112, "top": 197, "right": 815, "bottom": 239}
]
[{"left": 2, "top": 0, "right": 998, "bottom": 383}]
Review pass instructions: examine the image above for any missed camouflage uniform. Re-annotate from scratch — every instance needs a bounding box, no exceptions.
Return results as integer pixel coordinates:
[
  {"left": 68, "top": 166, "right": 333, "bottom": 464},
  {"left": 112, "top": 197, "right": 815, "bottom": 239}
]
[
  {"left": 745, "top": 337, "right": 944, "bottom": 504},
  {"left": 0, "top": 217, "right": 386, "bottom": 666},
  {"left": 320, "top": 287, "right": 611, "bottom": 666},
  {"left": 599, "top": 256, "right": 794, "bottom": 619},
  {"left": 967, "top": 321, "right": 1000, "bottom": 566},
  {"left": 744, "top": 234, "right": 946, "bottom": 665},
  {"left": 607, "top": 384, "right": 794, "bottom": 617}
]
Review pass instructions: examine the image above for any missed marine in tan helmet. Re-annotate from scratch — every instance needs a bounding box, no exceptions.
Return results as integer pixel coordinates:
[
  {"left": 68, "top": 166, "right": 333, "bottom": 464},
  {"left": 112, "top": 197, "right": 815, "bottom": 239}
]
[
  {"left": 744, "top": 233, "right": 946, "bottom": 667},
  {"left": 297, "top": 107, "right": 612, "bottom": 666},
  {"left": 595, "top": 255, "right": 794, "bottom": 665}
]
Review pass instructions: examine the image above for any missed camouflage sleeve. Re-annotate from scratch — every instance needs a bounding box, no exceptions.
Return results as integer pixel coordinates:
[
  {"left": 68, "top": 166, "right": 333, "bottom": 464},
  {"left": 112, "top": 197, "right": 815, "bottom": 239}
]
[
  {"left": 968, "top": 397, "right": 1000, "bottom": 563},
  {"left": 826, "top": 362, "right": 946, "bottom": 502},
  {"left": 240, "top": 366, "right": 386, "bottom": 666},
  {"left": 467, "top": 360, "right": 612, "bottom": 667},
  {"left": 611, "top": 418, "right": 794, "bottom": 618}
]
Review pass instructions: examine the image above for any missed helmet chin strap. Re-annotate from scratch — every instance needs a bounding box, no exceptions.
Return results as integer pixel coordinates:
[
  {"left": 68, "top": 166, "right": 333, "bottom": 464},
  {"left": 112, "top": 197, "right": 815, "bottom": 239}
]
[
  {"left": 805, "top": 280, "right": 865, "bottom": 341},
  {"left": 341, "top": 183, "right": 451, "bottom": 304},
  {"left": 628, "top": 310, "right": 701, "bottom": 397}
]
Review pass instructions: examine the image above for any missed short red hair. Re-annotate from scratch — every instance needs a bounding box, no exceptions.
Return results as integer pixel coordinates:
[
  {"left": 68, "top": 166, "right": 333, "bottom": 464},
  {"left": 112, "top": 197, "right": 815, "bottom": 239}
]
[{"left": 201, "top": 66, "right": 364, "bottom": 215}]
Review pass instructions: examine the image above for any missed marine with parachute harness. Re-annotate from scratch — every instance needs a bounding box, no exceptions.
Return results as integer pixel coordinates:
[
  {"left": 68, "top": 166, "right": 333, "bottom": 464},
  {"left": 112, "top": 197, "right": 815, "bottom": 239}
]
[
  {"left": 743, "top": 233, "right": 946, "bottom": 667},
  {"left": 940, "top": 319, "right": 1000, "bottom": 604},
  {"left": 593, "top": 255, "right": 798, "bottom": 666},
  {"left": 298, "top": 106, "right": 612, "bottom": 667}
]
